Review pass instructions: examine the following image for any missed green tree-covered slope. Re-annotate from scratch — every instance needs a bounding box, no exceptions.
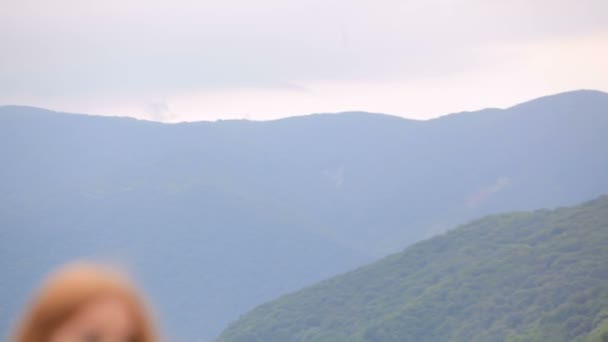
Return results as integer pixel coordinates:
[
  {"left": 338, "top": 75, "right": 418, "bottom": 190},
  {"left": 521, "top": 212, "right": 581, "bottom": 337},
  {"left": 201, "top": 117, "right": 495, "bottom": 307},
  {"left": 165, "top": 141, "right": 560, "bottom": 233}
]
[
  {"left": 582, "top": 319, "right": 608, "bottom": 342},
  {"left": 218, "top": 195, "right": 608, "bottom": 342}
]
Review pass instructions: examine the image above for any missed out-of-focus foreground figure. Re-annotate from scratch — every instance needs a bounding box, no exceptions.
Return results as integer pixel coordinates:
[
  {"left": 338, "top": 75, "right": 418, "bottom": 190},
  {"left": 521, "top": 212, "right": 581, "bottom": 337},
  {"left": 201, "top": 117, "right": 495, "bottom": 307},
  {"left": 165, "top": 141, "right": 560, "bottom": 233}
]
[{"left": 12, "top": 263, "right": 157, "bottom": 342}]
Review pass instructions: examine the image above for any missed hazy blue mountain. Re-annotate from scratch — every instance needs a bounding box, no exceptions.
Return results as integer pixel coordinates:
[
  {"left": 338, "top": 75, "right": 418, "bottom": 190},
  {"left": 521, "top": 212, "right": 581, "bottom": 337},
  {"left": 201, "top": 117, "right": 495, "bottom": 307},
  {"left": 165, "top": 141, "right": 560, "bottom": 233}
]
[
  {"left": 218, "top": 195, "right": 608, "bottom": 342},
  {"left": 1, "top": 90, "right": 607, "bottom": 340}
]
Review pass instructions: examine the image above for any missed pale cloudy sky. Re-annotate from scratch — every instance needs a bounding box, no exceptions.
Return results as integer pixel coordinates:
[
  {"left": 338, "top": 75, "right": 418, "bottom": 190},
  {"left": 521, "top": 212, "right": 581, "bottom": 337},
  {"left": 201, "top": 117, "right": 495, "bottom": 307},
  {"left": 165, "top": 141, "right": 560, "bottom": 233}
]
[{"left": 1, "top": 0, "right": 607, "bottom": 122}]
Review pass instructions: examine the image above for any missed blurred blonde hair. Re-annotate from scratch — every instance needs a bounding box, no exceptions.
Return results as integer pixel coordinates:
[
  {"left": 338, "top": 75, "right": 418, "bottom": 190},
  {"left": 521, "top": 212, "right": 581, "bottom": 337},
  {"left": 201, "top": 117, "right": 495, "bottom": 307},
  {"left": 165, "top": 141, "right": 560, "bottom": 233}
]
[{"left": 12, "top": 263, "right": 157, "bottom": 342}]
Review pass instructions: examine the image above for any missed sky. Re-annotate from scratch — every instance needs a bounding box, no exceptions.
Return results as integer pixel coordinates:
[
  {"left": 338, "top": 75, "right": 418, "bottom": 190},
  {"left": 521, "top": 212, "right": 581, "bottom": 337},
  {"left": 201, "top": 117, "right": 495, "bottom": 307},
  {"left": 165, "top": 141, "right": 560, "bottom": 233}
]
[{"left": 1, "top": 0, "right": 607, "bottom": 122}]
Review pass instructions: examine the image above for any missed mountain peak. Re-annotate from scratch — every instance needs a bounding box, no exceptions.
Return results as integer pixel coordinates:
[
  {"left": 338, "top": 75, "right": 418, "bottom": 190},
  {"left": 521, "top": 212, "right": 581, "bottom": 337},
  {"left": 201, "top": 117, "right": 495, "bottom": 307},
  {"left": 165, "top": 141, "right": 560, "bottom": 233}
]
[{"left": 508, "top": 89, "right": 608, "bottom": 111}]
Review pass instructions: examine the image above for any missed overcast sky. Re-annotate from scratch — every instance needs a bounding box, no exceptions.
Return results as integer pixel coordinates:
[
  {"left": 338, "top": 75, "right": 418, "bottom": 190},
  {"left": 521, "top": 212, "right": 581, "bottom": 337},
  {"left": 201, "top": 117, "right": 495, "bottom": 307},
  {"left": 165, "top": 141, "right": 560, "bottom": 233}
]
[{"left": 1, "top": 0, "right": 607, "bottom": 122}]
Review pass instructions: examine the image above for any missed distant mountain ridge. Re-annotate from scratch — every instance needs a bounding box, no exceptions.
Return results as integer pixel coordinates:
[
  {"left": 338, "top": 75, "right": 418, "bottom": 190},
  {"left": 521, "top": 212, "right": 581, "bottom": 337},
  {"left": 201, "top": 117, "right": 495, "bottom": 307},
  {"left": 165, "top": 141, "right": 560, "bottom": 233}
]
[
  {"left": 4, "top": 89, "right": 604, "bottom": 123},
  {"left": 218, "top": 195, "right": 608, "bottom": 342},
  {"left": 1, "top": 89, "right": 607, "bottom": 340}
]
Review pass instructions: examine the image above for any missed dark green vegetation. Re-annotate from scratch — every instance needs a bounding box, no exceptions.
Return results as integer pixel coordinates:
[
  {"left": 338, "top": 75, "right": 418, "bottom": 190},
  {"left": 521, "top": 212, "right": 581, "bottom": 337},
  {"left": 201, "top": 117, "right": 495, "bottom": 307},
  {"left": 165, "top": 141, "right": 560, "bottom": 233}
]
[
  {"left": 583, "top": 319, "right": 608, "bottom": 342},
  {"left": 1, "top": 90, "right": 608, "bottom": 340},
  {"left": 218, "top": 196, "right": 608, "bottom": 342}
]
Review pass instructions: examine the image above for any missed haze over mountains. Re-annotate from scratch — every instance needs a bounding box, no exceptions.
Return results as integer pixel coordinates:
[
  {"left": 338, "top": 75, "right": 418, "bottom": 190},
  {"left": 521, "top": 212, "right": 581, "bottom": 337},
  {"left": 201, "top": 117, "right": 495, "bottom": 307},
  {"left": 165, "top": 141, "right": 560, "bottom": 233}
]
[{"left": 1, "top": 90, "right": 607, "bottom": 340}]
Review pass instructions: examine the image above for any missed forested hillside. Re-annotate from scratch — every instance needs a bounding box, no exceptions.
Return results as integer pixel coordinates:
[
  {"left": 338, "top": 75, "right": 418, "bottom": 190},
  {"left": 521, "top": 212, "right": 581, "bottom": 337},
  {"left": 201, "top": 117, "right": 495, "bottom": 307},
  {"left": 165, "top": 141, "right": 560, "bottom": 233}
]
[{"left": 218, "top": 195, "right": 608, "bottom": 342}]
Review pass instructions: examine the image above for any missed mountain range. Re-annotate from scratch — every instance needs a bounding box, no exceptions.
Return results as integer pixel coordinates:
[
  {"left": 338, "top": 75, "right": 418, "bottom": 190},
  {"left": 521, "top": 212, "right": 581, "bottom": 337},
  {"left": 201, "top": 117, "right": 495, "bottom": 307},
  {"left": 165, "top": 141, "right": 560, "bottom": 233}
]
[{"left": 1, "top": 89, "right": 607, "bottom": 340}]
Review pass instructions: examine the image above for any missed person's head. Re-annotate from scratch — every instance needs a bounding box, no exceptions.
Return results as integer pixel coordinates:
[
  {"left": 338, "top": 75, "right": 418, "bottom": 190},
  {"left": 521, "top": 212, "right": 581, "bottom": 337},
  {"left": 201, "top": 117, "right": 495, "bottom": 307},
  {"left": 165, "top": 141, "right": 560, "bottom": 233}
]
[{"left": 12, "top": 263, "right": 157, "bottom": 342}]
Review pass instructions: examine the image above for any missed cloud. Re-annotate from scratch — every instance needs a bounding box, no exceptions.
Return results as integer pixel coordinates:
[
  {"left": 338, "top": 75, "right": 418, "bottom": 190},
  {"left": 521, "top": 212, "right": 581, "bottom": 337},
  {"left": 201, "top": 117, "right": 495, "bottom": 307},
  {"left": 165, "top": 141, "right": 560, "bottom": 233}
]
[
  {"left": 0, "top": 0, "right": 607, "bottom": 120},
  {"left": 143, "top": 102, "right": 175, "bottom": 122},
  {"left": 322, "top": 167, "right": 345, "bottom": 188}
]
